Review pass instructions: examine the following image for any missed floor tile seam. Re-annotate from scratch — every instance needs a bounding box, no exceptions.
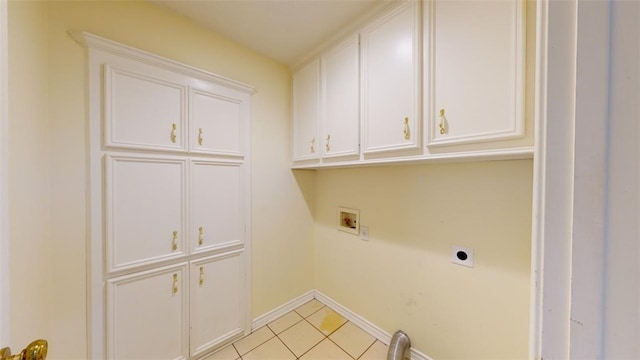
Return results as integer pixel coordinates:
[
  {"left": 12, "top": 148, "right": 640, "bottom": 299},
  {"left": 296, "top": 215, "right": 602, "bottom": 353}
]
[
  {"left": 294, "top": 303, "right": 326, "bottom": 319},
  {"left": 287, "top": 317, "right": 330, "bottom": 359},
  {"left": 267, "top": 315, "right": 304, "bottom": 336},
  {"left": 235, "top": 326, "right": 277, "bottom": 357},
  {"left": 273, "top": 332, "right": 298, "bottom": 359},
  {"left": 353, "top": 338, "right": 379, "bottom": 360},
  {"left": 325, "top": 321, "right": 364, "bottom": 359}
]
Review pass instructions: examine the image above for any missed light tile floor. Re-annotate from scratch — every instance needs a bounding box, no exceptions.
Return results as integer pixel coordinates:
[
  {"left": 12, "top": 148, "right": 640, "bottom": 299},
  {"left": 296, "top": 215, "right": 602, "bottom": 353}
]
[{"left": 204, "top": 299, "right": 388, "bottom": 360}]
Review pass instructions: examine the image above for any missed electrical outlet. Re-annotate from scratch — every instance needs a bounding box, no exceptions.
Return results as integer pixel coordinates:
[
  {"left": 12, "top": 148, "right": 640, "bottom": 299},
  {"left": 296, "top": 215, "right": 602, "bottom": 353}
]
[
  {"left": 451, "top": 245, "right": 474, "bottom": 268},
  {"left": 360, "top": 226, "right": 369, "bottom": 241}
]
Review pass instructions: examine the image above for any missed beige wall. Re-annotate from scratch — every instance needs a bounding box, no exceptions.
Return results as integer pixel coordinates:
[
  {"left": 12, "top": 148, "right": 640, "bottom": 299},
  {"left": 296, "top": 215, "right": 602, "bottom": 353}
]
[
  {"left": 9, "top": 1, "right": 315, "bottom": 357},
  {"left": 313, "top": 160, "right": 533, "bottom": 359},
  {"left": 8, "top": 1, "right": 533, "bottom": 359},
  {"left": 7, "top": 0, "right": 50, "bottom": 349}
]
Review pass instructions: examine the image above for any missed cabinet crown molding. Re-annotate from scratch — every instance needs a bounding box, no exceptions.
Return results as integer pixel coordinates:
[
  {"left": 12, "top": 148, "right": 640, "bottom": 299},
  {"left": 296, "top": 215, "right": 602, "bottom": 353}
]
[{"left": 68, "top": 30, "right": 257, "bottom": 95}]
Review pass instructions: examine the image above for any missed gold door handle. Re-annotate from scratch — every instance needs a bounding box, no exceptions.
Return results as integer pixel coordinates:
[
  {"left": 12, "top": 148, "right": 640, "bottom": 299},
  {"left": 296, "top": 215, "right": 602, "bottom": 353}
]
[
  {"left": 198, "top": 226, "right": 204, "bottom": 246},
  {"left": 199, "top": 266, "right": 204, "bottom": 286},
  {"left": 172, "top": 231, "right": 178, "bottom": 251},
  {"left": 1, "top": 339, "right": 48, "bottom": 360},
  {"left": 198, "top": 128, "right": 203, "bottom": 146},
  {"left": 325, "top": 134, "right": 331, "bottom": 152},
  {"left": 172, "top": 274, "right": 178, "bottom": 294},
  {"left": 171, "top": 123, "right": 177, "bottom": 143},
  {"left": 439, "top": 109, "right": 448, "bottom": 135},
  {"left": 403, "top": 118, "right": 410, "bottom": 140},
  {"left": 310, "top": 138, "right": 316, "bottom": 153}
]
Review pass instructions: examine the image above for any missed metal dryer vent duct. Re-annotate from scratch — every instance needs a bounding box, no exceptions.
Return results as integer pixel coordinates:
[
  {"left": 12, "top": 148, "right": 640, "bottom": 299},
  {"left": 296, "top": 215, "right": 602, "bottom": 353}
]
[{"left": 387, "top": 330, "right": 411, "bottom": 360}]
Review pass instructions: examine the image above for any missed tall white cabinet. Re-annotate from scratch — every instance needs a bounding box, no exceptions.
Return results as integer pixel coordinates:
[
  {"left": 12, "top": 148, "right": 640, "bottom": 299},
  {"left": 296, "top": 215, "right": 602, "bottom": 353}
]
[{"left": 72, "top": 32, "right": 254, "bottom": 360}]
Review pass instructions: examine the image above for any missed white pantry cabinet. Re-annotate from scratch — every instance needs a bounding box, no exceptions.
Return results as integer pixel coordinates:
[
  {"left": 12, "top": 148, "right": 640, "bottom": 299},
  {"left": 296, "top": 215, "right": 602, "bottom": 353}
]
[
  {"left": 320, "top": 34, "right": 360, "bottom": 159},
  {"left": 190, "top": 251, "right": 245, "bottom": 357},
  {"left": 72, "top": 32, "right": 254, "bottom": 360},
  {"left": 106, "top": 155, "right": 186, "bottom": 273},
  {"left": 426, "top": 0, "right": 525, "bottom": 147},
  {"left": 190, "top": 161, "right": 243, "bottom": 254},
  {"left": 107, "top": 263, "right": 189, "bottom": 360},
  {"left": 292, "top": 59, "right": 321, "bottom": 162},
  {"left": 361, "top": 1, "right": 421, "bottom": 154}
]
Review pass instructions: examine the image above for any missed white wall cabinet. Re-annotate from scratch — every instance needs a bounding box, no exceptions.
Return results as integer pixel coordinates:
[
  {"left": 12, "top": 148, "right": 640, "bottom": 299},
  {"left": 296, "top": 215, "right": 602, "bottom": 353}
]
[
  {"left": 426, "top": 0, "right": 525, "bottom": 147},
  {"left": 321, "top": 34, "right": 360, "bottom": 159},
  {"left": 292, "top": 59, "right": 320, "bottom": 161},
  {"left": 361, "top": 1, "right": 421, "bottom": 154},
  {"left": 290, "top": 0, "right": 532, "bottom": 169},
  {"left": 74, "top": 32, "right": 253, "bottom": 360}
]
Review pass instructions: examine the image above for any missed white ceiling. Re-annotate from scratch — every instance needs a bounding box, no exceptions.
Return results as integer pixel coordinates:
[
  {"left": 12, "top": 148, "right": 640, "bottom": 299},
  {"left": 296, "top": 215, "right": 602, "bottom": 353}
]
[{"left": 151, "top": 0, "right": 388, "bottom": 67}]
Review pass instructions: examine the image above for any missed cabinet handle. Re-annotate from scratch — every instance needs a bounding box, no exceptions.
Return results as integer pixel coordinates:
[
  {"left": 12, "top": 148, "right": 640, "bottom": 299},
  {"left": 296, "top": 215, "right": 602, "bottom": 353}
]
[
  {"left": 310, "top": 138, "right": 315, "bottom": 153},
  {"left": 199, "top": 266, "right": 204, "bottom": 286},
  {"left": 325, "top": 134, "right": 331, "bottom": 152},
  {"left": 439, "top": 109, "right": 448, "bottom": 135},
  {"left": 171, "top": 123, "right": 177, "bottom": 143},
  {"left": 172, "top": 231, "right": 178, "bottom": 251},
  {"left": 403, "top": 118, "right": 410, "bottom": 140},
  {"left": 198, "top": 128, "right": 203, "bottom": 146},
  {"left": 172, "top": 273, "right": 178, "bottom": 294},
  {"left": 198, "top": 226, "right": 204, "bottom": 246}
]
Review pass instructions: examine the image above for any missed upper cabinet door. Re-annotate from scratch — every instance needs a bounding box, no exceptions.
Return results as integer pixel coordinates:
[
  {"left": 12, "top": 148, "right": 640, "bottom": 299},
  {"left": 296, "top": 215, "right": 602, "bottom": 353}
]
[
  {"left": 428, "top": 0, "right": 525, "bottom": 147},
  {"left": 292, "top": 59, "right": 321, "bottom": 162},
  {"left": 189, "top": 85, "right": 246, "bottom": 157},
  {"left": 190, "top": 161, "right": 243, "bottom": 254},
  {"left": 106, "top": 155, "right": 186, "bottom": 273},
  {"left": 321, "top": 35, "right": 360, "bottom": 159},
  {"left": 105, "top": 65, "right": 187, "bottom": 152},
  {"left": 361, "top": 1, "right": 421, "bottom": 154}
]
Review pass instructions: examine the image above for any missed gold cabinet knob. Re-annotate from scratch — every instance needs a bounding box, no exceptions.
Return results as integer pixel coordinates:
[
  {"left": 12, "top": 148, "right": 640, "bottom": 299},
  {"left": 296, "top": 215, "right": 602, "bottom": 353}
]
[
  {"left": 198, "top": 128, "right": 203, "bottom": 146},
  {"left": 199, "top": 266, "right": 204, "bottom": 286},
  {"left": 325, "top": 134, "right": 331, "bottom": 152},
  {"left": 310, "top": 138, "right": 316, "bottom": 153},
  {"left": 198, "top": 226, "right": 204, "bottom": 246},
  {"left": 439, "top": 109, "right": 448, "bottom": 135},
  {"left": 172, "top": 231, "right": 178, "bottom": 251},
  {"left": 172, "top": 273, "right": 178, "bottom": 294},
  {"left": 170, "top": 123, "right": 177, "bottom": 143},
  {"left": 403, "top": 118, "right": 410, "bottom": 140}
]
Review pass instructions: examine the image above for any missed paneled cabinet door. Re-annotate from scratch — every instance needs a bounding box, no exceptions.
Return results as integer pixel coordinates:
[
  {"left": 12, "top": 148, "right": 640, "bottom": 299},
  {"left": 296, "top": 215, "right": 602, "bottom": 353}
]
[
  {"left": 106, "top": 155, "right": 186, "bottom": 272},
  {"left": 107, "top": 263, "right": 189, "bottom": 360},
  {"left": 428, "top": 0, "right": 524, "bottom": 146},
  {"left": 321, "top": 34, "right": 360, "bottom": 158},
  {"left": 104, "top": 65, "right": 186, "bottom": 152},
  {"left": 190, "top": 251, "right": 245, "bottom": 357},
  {"left": 361, "top": 1, "right": 421, "bottom": 154},
  {"left": 190, "top": 86, "right": 245, "bottom": 157},
  {"left": 190, "top": 161, "right": 243, "bottom": 253},
  {"left": 292, "top": 59, "right": 321, "bottom": 161}
]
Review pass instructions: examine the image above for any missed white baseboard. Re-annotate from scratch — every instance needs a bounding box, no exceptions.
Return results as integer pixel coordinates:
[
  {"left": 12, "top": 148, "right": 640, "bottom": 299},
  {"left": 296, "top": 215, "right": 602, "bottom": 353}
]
[
  {"left": 251, "top": 289, "right": 432, "bottom": 360},
  {"left": 251, "top": 290, "right": 315, "bottom": 330}
]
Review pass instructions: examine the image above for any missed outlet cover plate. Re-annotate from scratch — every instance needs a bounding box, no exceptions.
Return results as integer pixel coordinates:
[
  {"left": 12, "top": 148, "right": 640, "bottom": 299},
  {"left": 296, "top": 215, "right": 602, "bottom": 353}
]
[{"left": 451, "top": 245, "right": 474, "bottom": 268}]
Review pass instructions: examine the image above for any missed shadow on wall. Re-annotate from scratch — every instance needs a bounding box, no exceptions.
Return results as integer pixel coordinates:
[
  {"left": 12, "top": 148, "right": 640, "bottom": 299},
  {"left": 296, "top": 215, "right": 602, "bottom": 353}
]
[{"left": 292, "top": 169, "right": 317, "bottom": 219}]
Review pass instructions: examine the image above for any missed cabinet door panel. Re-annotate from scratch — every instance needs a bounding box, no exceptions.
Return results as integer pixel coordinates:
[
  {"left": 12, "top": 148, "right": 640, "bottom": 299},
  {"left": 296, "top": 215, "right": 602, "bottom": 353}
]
[
  {"left": 190, "top": 251, "right": 245, "bottom": 357},
  {"left": 292, "top": 59, "right": 321, "bottom": 161},
  {"left": 105, "top": 65, "right": 186, "bottom": 151},
  {"left": 321, "top": 35, "right": 360, "bottom": 158},
  {"left": 429, "top": 0, "right": 524, "bottom": 146},
  {"left": 107, "top": 156, "right": 186, "bottom": 272},
  {"left": 190, "top": 88, "right": 243, "bottom": 156},
  {"left": 191, "top": 161, "right": 243, "bottom": 253},
  {"left": 107, "top": 264, "right": 189, "bottom": 360},
  {"left": 361, "top": 2, "right": 421, "bottom": 154}
]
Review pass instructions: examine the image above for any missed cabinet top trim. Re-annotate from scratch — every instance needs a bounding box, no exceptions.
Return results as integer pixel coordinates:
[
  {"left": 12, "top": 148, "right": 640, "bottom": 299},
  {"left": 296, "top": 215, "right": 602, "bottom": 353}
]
[{"left": 68, "top": 30, "right": 257, "bottom": 95}]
